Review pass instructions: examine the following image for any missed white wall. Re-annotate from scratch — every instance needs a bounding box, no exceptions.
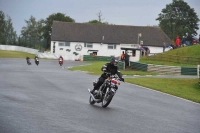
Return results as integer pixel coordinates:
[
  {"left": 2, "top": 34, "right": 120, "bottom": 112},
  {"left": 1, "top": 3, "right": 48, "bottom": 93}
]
[
  {"left": 0, "top": 44, "right": 38, "bottom": 54},
  {"left": 50, "top": 41, "right": 169, "bottom": 61},
  {"left": 0, "top": 44, "right": 59, "bottom": 59},
  {"left": 148, "top": 46, "right": 170, "bottom": 54},
  {"left": 50, "top": 41, "right": 122, "bottom": 60}
]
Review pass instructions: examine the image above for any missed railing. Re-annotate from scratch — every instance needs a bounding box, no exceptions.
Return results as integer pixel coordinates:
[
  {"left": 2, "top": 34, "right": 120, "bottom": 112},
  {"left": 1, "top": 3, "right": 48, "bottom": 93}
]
[{"left": 146, "top": 54, "right": 200, "bottom": 65}]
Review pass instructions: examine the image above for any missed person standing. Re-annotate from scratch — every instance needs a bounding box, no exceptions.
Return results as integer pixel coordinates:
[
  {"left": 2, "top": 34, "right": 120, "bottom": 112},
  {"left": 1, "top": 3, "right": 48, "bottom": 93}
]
[
  {"left": 121, "top": 51, "right": 125, "bottom": 61},
  {"left": 124, "top": 51, "right": 129, "bottom": 68},
  {"left": 181, "top": 36, "right": 186, "bottom": 47},
  {"left": 163, "top": 41, "right": 166, "bottom": 52},
  {"left": 199, "top": 34, "right": 200, "bottom": 44},
  {"left": 175, "top": 36, "right": 180, "bottom": 48}
]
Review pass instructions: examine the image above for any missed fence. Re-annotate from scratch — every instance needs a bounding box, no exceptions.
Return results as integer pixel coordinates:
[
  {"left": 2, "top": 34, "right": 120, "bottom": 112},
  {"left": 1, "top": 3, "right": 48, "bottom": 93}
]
[
  {"left": 130, "top": 61, "right": 197, "bottom": 75},
  {"left": 83, "top": 55, "right": 111, "bottom": 61},
  {"left": 145, "top": 54, "right": 200, "bottom": 65}
]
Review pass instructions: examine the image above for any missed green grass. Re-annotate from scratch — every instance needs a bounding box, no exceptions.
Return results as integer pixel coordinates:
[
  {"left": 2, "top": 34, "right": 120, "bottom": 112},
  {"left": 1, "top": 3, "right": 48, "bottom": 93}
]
[
  {"left": 69, "top": 61, "right": 200, "bottom": 103},
  {"left": 69, "top": 61, "right": 158, "bottom": 75},
  {"left": 125, "top": 78, "right": 200, "bottom": 103},
  {"left": 140, "top": 45, "right": 200, "bottom": 67},
  {"left": 0, "top": 50, "right": 35, "bottom": 58}
]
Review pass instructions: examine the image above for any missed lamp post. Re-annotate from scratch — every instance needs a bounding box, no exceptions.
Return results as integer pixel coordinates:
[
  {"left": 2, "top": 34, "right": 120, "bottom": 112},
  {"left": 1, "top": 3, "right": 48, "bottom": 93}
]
[
  {"left": 137, "top": 33, "right": 142, "bottom": 44},
  {"left": 172, "top": 22, "right": 175, "bottom": 40}
]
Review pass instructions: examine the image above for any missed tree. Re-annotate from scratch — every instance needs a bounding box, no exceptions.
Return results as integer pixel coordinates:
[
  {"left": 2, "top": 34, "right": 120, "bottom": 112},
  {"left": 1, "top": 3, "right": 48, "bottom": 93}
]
[
  {"left": 0, "top": 11, "right": 6, "bottom": 44},
  {"left": 4, "top": 15, "right": 17, "bottom": 45},
  {"left": 156, "top": 0, "right": 199, "bottom": 41},
  {"left": 43, "top": 13, "right": 75, "bottom": 49},
  {"left": 0, "top": 11, "right": 17, "bottom": 45},
  {"left": 87, "top": 19, "right": 108, "bottom": 24},
  {"left": 21, "top": 16, "right": 45, "bottom": 48},
  {"left": 86, "top": 11, "right": 109, "bottom": 24}
]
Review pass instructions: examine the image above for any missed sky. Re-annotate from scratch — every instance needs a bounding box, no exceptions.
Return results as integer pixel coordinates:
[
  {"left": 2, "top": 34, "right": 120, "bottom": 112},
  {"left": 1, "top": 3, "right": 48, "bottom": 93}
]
[{"left": 0, "top": 0, "right": 200, "bottom": 37}]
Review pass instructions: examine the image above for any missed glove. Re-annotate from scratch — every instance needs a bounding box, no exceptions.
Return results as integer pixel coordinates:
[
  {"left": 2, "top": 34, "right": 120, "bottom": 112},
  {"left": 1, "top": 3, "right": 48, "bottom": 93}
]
[
  {"left": 121, "top": 78, "right": 124, "bottom": 82},
  {"left": 106, "top": 72, "right": 111, "bottom": 77}
]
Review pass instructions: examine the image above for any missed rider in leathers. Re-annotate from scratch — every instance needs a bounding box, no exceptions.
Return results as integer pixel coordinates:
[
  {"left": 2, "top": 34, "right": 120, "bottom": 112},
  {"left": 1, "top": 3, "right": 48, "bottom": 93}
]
[{"left": 90, "top": 57, "right": 124, "bottom": 94}]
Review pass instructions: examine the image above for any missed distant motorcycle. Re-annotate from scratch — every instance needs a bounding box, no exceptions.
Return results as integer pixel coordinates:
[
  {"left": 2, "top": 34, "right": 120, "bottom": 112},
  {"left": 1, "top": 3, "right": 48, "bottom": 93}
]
[
  {"left": 59, "top": 58, "right": 63, "bottom": 66},
  {"left": 27, "top": 59, "right": 31, "bottom": 65},
  {"left": 88, "top": 75, "right": 122, "bottom": 108},
  {"left": 35, "top": 57, "right": 39, "bottom": 66}
]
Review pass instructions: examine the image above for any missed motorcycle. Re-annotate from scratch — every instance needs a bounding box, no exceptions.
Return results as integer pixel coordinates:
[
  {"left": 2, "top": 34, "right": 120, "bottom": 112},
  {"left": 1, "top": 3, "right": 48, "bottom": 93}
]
[
  {"left": 27, "top": 59, "right": 31, "bottom": 65},
  {"left": 59, "top": 58, "right": 63, "bottom": 66},
  {"left": 35, "top": 57, "right": 39, "bottom": 66},
  {"left": 88, "top": 75, "right": 122, "bottom": 108}
]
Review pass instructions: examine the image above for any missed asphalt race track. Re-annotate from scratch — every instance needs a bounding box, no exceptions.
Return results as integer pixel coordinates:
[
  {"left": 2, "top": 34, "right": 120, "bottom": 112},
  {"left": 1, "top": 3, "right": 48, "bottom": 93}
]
[{"left": 0, "top": 58, "right": 200, "bottom": 133}]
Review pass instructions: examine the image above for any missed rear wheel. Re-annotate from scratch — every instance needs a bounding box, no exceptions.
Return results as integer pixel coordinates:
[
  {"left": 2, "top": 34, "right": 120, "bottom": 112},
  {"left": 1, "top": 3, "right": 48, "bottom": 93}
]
[{"left": 89, "top": 96, "right": 95, "bottom": 105}]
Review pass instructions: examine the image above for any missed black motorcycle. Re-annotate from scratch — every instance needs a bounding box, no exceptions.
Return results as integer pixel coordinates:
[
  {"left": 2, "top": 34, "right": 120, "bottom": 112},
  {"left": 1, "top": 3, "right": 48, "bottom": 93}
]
[
  {"left": 27, "top": 59, "right": 31, "bottom": 65},
  {"left": 88, "top": 75, "right": 122, "bottom": 108},
  {"left": 35, "top": 57, "right": 39, "bottom": 66}
]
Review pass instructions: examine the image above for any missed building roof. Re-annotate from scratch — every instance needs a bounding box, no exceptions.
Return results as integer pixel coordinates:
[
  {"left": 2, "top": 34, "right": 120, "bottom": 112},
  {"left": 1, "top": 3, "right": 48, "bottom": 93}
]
[{"left": 51, "top": 21, "right": 171, "bottom": 47}]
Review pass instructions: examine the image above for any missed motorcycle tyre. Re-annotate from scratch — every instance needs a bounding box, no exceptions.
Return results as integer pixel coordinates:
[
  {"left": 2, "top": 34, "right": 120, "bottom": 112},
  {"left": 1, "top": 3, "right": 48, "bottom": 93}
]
[
  {"left": 102, "top": 94, "right": 113, "bottom": 108},
  {"left": 89, "top": 96, "right": 95, "bottom": 105}
]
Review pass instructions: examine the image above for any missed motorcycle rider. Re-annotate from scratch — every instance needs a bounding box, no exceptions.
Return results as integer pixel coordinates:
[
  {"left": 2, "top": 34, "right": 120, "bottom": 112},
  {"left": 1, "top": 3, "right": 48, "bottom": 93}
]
[
  {"left": 34, "top": 55, "right": 39, "bottom": 60},
  {"left": 59, "top": 55, "right": 63, "bottom": 61},
  {"left": 26, "top": 56, "right": 31, "bottom": 64},
  {"left": 90, "top": 57, "right": 124, "bottom": 94}
]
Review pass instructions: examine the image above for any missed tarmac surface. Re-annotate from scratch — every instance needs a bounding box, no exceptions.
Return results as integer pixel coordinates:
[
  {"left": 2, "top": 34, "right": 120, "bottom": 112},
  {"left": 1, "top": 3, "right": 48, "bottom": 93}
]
[{"left": 0, "top": 58, "right": 200, "bottom": 133}]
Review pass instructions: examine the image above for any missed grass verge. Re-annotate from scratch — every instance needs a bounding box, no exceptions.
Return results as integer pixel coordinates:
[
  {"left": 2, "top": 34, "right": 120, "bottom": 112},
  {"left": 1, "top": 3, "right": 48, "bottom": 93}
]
[
  {"left": 0, "top": 50, "right": 35, "bottom": 58},
  {"left": 69, "top": 61, "right": 200, "bottom": 103}
]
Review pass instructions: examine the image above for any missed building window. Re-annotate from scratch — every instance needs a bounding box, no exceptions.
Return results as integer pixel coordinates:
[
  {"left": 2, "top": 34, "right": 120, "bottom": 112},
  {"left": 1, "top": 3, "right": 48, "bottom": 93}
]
[
  {"left": 59, "top": 42, "right": 65, "bottom": 46},
  {"left": 59, "top": 42, "right": 70, "bottom": 47},
  {"left": 65, "top": 42, "right": 70, "bottom": 46},
  {"left": 60, "top": 48, "right": 63, "bottom": 50},
  {"left": 84, "top": 43, "right": 93, "bottom": 48},
  {"left": 108, "top": 44, "right": 117, "bottom": 49}
]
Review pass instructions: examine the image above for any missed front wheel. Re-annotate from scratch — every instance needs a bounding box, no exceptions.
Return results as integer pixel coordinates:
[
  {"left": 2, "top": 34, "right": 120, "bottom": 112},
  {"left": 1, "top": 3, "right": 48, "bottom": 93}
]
[
  {"left": 89, "top": 96, "right": 95, "bottom": 105},
  {"left": 102, "top": 92, "right": 113, "bottom": 108}
]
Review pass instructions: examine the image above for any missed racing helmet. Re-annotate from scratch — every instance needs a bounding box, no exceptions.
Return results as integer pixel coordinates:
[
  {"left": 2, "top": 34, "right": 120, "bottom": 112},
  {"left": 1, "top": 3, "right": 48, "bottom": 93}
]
[{"left": 110, "top": 57, "right": 118, "bottom": 66}]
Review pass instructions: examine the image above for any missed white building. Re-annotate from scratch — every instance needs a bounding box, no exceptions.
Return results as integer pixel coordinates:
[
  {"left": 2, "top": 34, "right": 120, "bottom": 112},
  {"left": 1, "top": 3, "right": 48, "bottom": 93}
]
[{"left": 50, "top": 21, "right": 171, "bottom": 61}]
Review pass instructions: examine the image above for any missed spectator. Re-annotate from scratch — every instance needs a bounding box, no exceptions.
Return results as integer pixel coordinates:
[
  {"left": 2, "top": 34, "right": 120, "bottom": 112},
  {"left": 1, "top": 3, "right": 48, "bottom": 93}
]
[
  {"left": 124, "top": 51, "right": 129, "bottom": 68},
  {"left": 199, "top": 34, "right": 200, "bottom": 44},
  {"left": 175, "top": 36, "right": 181, "bottom": 48},
  {"left": 163, "top": 41, "right": 166, "bottom": 52},
  {"left": 181, "top": 36, "right": 186, "bottom": 47},
  {"left": 193, "top": 39, "right": 197, "bottom": 45},
  {"left": 121, "top": 51, "right": 125, "bottom": 61}
]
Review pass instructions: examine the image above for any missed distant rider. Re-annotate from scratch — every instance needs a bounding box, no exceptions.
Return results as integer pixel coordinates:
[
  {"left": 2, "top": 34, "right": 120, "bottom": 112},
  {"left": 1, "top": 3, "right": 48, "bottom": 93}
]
[
  {"left": 59, "top": 55, "right": 63, "bottom": 61},
  {"left": 34, "top": 55, "right": 39, "bottom": 61},
  {"left": 26, "top": 56, "right": 30, "bottom": 64},
  {"left": 90, "top": 57, "right": 124, "bottom": 94}
]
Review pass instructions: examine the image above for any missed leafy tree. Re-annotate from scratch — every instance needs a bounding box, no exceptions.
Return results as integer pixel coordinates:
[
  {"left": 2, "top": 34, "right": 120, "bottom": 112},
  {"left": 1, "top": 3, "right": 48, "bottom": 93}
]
[
  {"left": 86, "top": 19, "right": 109, "bottom": 24},
  {"left": 21, "top": 16, "right": 45, "bottom": 48},
  {"left": 156, "top": 0, "right": 199, "bottom": 41},
  {"left": 0, "top": 11, "right": 6, "bottom": 44},
  {"left": 43, "top": 13, "right": 75, "bottom": 49},
  {"left": 4, "top": 15, "right": 17, "bottom": 45},
  {"left": 0, "top": 11, "right": 17, "bottom": 45}
]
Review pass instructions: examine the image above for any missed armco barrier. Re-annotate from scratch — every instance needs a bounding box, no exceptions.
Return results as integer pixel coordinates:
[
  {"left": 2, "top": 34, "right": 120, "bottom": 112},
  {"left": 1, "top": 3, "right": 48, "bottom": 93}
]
[
  {"left": 118, "top": 61, "right": 125, "bottom": 70},
  {"left": 181, "top": 67, "right": 197, "bottom": 75},
  {"left": 130, "top": 62, "right": 148, "bottom": 71},
  {"left": 130, "top": 61, "right": 197, "bottom": 76},
  {"left": 83, "top": 55, "right": 111, "bottom": 61}
]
